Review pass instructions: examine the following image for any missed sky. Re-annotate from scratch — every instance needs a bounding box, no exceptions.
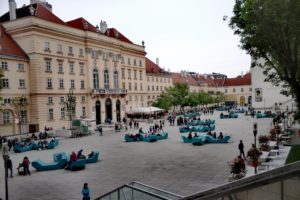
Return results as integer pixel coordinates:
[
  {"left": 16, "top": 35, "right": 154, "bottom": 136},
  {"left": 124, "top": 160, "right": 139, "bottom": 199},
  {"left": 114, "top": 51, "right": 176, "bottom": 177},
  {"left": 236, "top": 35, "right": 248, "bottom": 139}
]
[{"left": 0, "top": 0, "right": 251, "bottom": 78}]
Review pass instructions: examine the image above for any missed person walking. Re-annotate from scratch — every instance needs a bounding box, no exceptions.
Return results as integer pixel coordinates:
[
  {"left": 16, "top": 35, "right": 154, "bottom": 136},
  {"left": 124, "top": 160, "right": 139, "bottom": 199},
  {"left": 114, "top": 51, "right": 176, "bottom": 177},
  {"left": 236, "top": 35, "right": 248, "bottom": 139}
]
[
  {"left": 238, "top": 140, "right": 246, "bottom": 159},
  {"left": 81, "top": 182, "right": 91, "bottom": 200},
  {"left": 98, "top": 126, "right": 103, "bottom": 136},
  {"left": 7, "top": 156, "right": 13, "bottom": 177},
  {"left": 22, "top": 156, "right": 31, "bottom": 175}
]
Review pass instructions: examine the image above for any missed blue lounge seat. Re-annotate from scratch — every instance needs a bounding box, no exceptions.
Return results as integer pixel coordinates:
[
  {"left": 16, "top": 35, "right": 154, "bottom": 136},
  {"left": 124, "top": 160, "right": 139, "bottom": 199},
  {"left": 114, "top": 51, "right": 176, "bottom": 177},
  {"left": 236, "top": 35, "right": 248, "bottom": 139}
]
[
  {"left": 143, "top": 134, "right": 157, "bottom": 142},
  {"left": 53, "top": 152, "right": 69, "bottom": 162},
  {"left": 192, "top": 136, "right": 205, "bottom": 145},
  {"left": 84, "top": 151, "right": 99, "bottom": 164},
  {"left": 31, "top": 158, "right": 67, "bottom": 171},
  {"left": 181, "top": 135, "right": 192, "bottom": 143},
  {"left": 69, "top": 159, "right": 85, "bottom": 171},
  {"left": 204, "top": 135, "right": 231, "bottom": 143},
  {"left": 13, "top": 144, "right": 33, "bottom": 153},
  {"left": 124, "top": 134, "right": 144, "bottom": 142},
  {"left": 46, "top": 139, "right": 59, "bottom": 149},
  {"left": 155, "top": 132, "right": 168, "bottom": 140}
]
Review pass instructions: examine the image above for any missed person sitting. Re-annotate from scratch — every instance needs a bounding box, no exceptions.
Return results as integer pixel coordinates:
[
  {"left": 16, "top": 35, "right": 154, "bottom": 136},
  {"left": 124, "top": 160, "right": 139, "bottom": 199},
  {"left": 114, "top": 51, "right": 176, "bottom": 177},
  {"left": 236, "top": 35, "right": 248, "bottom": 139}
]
[
  {"left": 207, "top": 131, "right": 212, "bottom": 136},
  {"left": 213, "top": 132, "right": 217, "bottom": 139},
  {"left": 188, "top": 132, "right": 193, "bottom": 140},
  {"left": 139, "top": 128, "right": 144, "bottom": 134},
  {"left": 77, "top": 149, "right": 86, "bottom": 159},
  {"left": 88, "top": 151, "right": 94, "bottom": 158},
  {"left": 193, "top": 133, "right": 198, "bottom": 138},
  {"left": 218, "top": 132, "right": 224, "bottom": 140}
]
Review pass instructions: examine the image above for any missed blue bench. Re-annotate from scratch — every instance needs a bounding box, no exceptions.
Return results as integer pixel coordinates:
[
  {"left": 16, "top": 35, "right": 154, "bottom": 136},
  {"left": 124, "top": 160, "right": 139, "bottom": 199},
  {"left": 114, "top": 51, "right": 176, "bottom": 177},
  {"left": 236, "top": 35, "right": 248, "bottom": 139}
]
[
  {"left": 32, "top": 158, "right": 67, "bottom": 171},
  {"left": 124, "top": 134, "right": 144, "bottom": 142},
  {"left": 69, "top": 159, "right": 85, "bottom": 171},
  {"left": 84, "top": 151, "right": 100, "bottom": 164}
]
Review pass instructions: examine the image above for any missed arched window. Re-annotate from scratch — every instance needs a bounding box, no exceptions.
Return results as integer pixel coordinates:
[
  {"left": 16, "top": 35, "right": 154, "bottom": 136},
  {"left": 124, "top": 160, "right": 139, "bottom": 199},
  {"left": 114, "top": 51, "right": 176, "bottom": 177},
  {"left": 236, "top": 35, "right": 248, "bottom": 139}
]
[
  {"left": 93, "top": 69, "right": 99, "bottom": 89},
  {"left": 104, "top": 69, "right": 109, "bottom": 89},
  {"left": 114, "top": 71, "right": 119, "bottom": 89}
]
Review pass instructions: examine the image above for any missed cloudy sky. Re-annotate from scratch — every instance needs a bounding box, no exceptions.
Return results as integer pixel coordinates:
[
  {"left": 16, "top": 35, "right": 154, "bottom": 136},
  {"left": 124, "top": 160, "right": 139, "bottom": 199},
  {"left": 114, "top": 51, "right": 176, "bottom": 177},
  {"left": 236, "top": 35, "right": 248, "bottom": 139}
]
[{"left": 0, "top": 0, "right": 251, "bottom": 77}]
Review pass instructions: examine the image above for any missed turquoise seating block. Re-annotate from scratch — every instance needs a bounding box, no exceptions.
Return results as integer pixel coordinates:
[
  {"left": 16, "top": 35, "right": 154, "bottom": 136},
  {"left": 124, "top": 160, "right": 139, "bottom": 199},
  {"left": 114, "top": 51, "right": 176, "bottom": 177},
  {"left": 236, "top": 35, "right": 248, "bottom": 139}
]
[
  {"left": 143, "top": 134, "right": 157, "bottom": 142},
  {"left": 257, "top": 113, "right": 276, "bottom": 118},
  {"left": 53, "top": 152, "right": 69, "bottom": 162},
  {"left": 181, "top": 135, "right": 192, "bottom": 143},
  {"left": 155, "top": 132, "right": 168, "bottom": 140},
  {"left": 124, "top": 134, "right": 144, "bottom": 142},
  {"left": 47, "top": 139, "right": 59, "bottom": 149},
  {"left": 183, "top": 112, "right": 201, "bottom": 118},
  {"left": 204, "top": 135, "right": 231, "bottom": 143},
  {"left": 192, "top": 136, "right": 205, "bottom": 145},
  {"left": 84, "top": 151, "right": 99, "bottom": 164},
  {"left": 220, "top": 113, "right": 238, "bottom": 119},
  {"left": 31, "top": 143, "right": 39, "bottom": 150},
  {"left": 13, "top": 144, "right": 33, "bottom": 153},
  {"left": 31, "top": 158, "right": 67, "bottom": 171},
  {"left": 69, "top": 159, "right": 85, "bottom": 171}
]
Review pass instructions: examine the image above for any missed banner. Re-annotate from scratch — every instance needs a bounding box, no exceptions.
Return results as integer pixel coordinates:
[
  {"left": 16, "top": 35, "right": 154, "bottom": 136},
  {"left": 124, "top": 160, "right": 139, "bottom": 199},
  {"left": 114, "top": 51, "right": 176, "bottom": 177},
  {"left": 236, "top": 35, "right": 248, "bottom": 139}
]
[{"left": 255, "top": 88, "right": 262, "bottom": 102}]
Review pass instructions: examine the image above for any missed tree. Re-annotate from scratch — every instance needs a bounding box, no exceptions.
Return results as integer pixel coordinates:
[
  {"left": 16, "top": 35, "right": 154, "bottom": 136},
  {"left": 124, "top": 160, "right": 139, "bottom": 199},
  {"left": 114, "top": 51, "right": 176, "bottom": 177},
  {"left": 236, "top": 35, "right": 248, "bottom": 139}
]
[
  {"left": 214, "top": 92, "right": 225, "bottom": 106},
  {"left": 229, "top": 0, "right": 300, "bottom": 108},
  {"left": 168, "top": 83, "right": 190, "bottom": 111},
  {"left": 152, "top": 91, "right": 173, "bottom": 110},
  {"left": 12, "top": 95, "right": 28, "bottom": 135},
  {"left": 64, "top": 89, "right": 76, "bottom": 129}
]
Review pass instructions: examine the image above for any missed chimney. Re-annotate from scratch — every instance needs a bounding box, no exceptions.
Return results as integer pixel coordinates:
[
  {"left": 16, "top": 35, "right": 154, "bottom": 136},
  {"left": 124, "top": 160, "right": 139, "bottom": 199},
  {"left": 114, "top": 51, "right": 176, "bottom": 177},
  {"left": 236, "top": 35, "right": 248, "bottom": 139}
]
[
  {"left": 30, "top": 0, "right": 52, "bottom": 12},
  {"left": 9, "top": 0, "right": 17, "bottom": 20},
  {"left": 156, "top": 58, "right": 159, "bottom": 66},
  {"left": 100, "top": 20, "right": 108, "bottom": 33}
]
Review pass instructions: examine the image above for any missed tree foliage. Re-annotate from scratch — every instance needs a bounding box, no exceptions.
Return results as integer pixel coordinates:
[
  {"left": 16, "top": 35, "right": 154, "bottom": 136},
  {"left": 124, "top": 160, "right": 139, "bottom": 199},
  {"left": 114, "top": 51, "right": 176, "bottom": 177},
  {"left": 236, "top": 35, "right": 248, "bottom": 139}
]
[{"left": 229, "top": 0, "right": 300, "bottom": 108}]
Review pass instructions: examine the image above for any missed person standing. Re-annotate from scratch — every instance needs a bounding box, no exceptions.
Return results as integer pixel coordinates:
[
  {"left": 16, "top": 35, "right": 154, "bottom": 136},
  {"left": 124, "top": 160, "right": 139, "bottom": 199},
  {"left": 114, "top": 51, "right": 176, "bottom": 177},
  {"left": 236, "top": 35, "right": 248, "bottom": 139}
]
[
  {"left": 22, "top": 156, "right": 31, "bottom": 175},
  {"left": 7, "top": 156, "right": 13, "bottom": 177},
  {"left": 238, "top": 140, "right": 246, "bottom": 159},
  {"left": 82, "top": 182, "right": 91, "bottom": 200},
  {"left": 98, "top": 126, "right": 103, "bottom": 136}
]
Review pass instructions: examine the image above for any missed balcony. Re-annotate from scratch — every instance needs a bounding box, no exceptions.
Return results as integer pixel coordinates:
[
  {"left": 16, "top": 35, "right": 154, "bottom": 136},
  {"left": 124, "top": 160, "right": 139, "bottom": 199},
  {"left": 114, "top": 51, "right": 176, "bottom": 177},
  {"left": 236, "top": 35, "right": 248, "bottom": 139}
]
[{"left": 91, "top": 88, "right": 127, "bottom": 97}]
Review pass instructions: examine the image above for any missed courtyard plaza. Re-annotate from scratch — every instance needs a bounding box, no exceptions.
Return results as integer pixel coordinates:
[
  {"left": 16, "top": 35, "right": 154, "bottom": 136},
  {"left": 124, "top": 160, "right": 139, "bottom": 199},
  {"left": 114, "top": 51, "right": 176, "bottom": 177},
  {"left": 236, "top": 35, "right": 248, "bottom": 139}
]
[{"left": 0, "top": 111, "right": 275, "bottom": 200}]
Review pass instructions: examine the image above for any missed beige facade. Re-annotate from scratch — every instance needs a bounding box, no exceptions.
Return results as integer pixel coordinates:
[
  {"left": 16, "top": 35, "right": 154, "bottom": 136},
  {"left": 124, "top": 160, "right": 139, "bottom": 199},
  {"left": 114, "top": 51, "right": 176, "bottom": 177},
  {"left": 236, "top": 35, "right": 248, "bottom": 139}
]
[
  {"left": 0, "top": 13, "right": 146, "bottom": 135},
  {"left": 217, "top": 85, "right": 252, "bottom": 105}
]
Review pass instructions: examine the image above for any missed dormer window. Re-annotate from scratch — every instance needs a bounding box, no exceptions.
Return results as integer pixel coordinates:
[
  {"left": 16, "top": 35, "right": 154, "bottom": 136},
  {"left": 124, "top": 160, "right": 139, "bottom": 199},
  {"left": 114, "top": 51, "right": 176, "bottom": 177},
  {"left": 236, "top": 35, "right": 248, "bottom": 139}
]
[{"left": 44, "top": 42, "right": 50, "bottom": 52}]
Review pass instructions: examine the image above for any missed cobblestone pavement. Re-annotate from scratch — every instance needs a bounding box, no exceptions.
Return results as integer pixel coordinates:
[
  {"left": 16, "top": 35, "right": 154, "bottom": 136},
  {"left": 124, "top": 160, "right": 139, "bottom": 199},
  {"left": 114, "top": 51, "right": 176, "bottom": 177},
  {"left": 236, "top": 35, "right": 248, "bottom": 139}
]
[{"left": 0, "top": 111, "right": 273, "bottom": 200}]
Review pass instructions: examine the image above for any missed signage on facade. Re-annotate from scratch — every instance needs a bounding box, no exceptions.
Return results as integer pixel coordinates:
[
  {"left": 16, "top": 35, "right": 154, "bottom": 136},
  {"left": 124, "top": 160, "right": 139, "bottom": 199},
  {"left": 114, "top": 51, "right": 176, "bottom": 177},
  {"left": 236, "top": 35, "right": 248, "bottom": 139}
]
[{"left": 255, "top": 88, "right": 262, "bottom": 102}]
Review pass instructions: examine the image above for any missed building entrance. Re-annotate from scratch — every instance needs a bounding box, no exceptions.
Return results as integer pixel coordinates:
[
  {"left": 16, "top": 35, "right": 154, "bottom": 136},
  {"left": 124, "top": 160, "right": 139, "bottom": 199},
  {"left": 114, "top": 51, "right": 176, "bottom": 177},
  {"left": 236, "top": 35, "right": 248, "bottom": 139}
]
[
  {"left": 95, "top": 100, "right": 101, "bottom": 125},
  {"left": 116, "top": 99, "right": 121, "bottom": 122},
  {"left": 105, "top": 98, "right": 112, "bottom": 123}
]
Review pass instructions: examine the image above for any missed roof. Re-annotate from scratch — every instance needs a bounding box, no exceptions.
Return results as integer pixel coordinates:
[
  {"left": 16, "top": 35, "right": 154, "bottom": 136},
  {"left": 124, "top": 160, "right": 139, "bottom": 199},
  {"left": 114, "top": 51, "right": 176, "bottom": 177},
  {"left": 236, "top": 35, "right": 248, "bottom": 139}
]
[
  {"left": 171, "top": 72, "right": 198, "bottom": 86},
  {"left": 66, "top": 17, "right": 99, "bottom": 33},
  {"left": 105, "top": 28, "right": 133, "bottom": 44},
  {"left": 145, "top": 58, "right": 168, "bottom": 75},
  {"left": 0, "top": 3, "right": 65, "bottom": 25},
  {"left": 0, "top": 25, "right": 28, "bottom": 60},
  {"left": 223, "top": 73, "right": 251, "bottom": 86}
]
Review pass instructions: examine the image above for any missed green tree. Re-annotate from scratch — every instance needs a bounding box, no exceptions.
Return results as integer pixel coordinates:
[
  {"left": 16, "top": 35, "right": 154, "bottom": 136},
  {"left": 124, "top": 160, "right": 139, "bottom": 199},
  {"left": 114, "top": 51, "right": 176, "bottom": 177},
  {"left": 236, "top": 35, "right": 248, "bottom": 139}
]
[
  {"left": 12, "top": 95, "right": 28, "bottom": 135},
  {"left": 229, "top": 0, "right": 300, "bottom": 108},
  {"left": 169, "top": 83, "right": 190, "bottom": 111},
  {"left": 64, "top": 89, "right": 76, "bottom": 129},
  {"left": 214, "top": 92, "right": 225, "bottom": 106},
  {"left": 152, "top": 91, "right": 173, "bottom": 110}
]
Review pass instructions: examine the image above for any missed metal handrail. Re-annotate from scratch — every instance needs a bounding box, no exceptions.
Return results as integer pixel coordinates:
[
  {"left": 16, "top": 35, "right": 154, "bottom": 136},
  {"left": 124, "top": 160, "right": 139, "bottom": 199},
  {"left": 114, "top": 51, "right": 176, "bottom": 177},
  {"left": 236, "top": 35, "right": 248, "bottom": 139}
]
[
  {"left": 181, "top": 161, "right": 300, "bottom": 200},
  {"left": 95, "top": 183, "right": 173, "bottom": 200},
  {"left": 130, "top": 181, "right": 183, "bottom": 198}
]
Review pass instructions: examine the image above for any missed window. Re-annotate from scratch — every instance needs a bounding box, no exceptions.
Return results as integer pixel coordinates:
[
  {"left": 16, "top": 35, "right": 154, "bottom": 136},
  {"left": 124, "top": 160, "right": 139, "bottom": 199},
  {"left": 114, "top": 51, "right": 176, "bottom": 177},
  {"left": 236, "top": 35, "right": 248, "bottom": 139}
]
[
  {"left": 141, "top": 96, "right": 143, "bottom": 101},
  {"left": 48, "top": 97, "right": 53, "bottom": 104},
  {"left": 127, "top": 57, "right": 131, "bottom": 65},
  {"left": 82, "top": 107, "right": 86, "bottom": 117},
  {"left": 93, "top": 69, "right": 99, "bottom": 89},
  {"left": 104, "top": 69, "right": 109, "bottom": 89},
  {"left": 3, "top": 98, "right": 11, "bottom": 104},
  {"left": 241, "top": 88, "right": 244, "bottom": 92},
  {"left": 160, "top": 78, "right": 162, "bottom": 83},
  {"left": 79, "top": 48, "right": 84, "bottom": 57},
  {"left": 70, "top": 80, "right": 75, "bottom": 89},
  {"left": 45, "top": 60, "right": 51, "bottom": 72},
  {"left": 48, "top": 108, "right": 54, "bottom": 120},
  {"left": 148, "top": 86, "right": 150, "bottom": 91},
  {"left": 60, "top": 107, "right": 65, "bottom": 119},
  {"left": 134, "top": 70, "right": 137, "bottom": 80},
  {"left": 114, "top": 71, "right": 119, "bottom": 89},
  {"left": 135, "top": 96, "right": 138, "bottom": 101},
  {"left": 81, "top": 96, "right": 86, "bottom": 103},
  {"left": 148, "top": 95, "right": 150, "bottom": 99},
  {"left": 152, "top": 95, "right": 155, "bottom": 99},
  {"left": 18, "top": 63, "right": 25, "bottom": 71},
  {"left": 128, "top": 69, "right": 131, "bottom": 79},
  {"left": 80, "top": 63, "right": 84, "bottom": 75},
  {"left": 129, "top": 82, "right": 132, "bottom": 91},
  {"left": 121, "top": 68, "right": 125, "bottom": 79},
  {"left": 1, "top": 62, "right": 8, "bottom": 70},
  {"left": 59, "top": 79, "right": 64, "bottom": 89},
  {"left": 139, "top": 71, "right": 143, "bottom": 80},
  {"left": 152, "top": 77, "right": 154, "bottom": 82},
  {"left": 164, "top": 78, "right": 166, "bottom": 83},
  {"left": 133, "top": 59, "right": 137, "bottom": 66},
  {"left": 152, "top": 86, "right": 154, "bottom": 91},
  {"left": 19, "top": 79, "right": 25, "bottom": 88},
  {"left": 80, "top": 80, "right": 85, "bottom": 89},
  {"left": 139, "top": 60, "right": 142, "bottom": 67},
  {"left": 156, "top": 86, "right": 159, "bottom": 91},
  {"left": 47, "top": 78, "right": 52, "bottom": 88},
  {"left": 156, "top": 77, "right": 158, "bottom": 82},
  {"left": 249, "top": 88, "right": 252, "bottom": 92},
  {"left": 3, "top": 111, "right": 10, "bottom": 124},
  {"left": 45, "top": 41, "right": 50, "bottom": 51},
  {"left": 60, "top": 96, "right": 64, "bottom": 104},
  {"left": 134, "top": 83, "right": 137, "bottom": 91},
  {"left": 121, "top": 57, "right": 125, "bottom": 64},
  {"left": 225, "top": 89, "right": 228, "bottom": 93},
  {"left": 140, "top": 83, "right": 143, "bottom": 91},
  {"left": 57, "top": 44, "right": 62, "bottom": 53},
  {"left": 69, "top": 63, "right": 74, "bottom": 74},
  {"left": 160, "top": 86, "right": 162, "bottom": 91},
  {"left": 68, "top": 46, "right": 73, "bottom": 55},
  {"left": 122, "top": 82, "right": 125, "bottom": 89},
  {"left": 58, "top": 62, "right": 63, "bottom": 73},
  {"left": 129, "top": 96, "right": 132, "bottom": 101},
  {"left": 1, "top": 79, "right": 9, "bottom": 88},
  {"left": 233, "top": 88, "right": 236, "bottom": 93},
  {"left": 20, "top": 110, "right": 27, "bottom": 123},
  {"left": 147, "top": 76, "right": 149, "bottom": 81}
]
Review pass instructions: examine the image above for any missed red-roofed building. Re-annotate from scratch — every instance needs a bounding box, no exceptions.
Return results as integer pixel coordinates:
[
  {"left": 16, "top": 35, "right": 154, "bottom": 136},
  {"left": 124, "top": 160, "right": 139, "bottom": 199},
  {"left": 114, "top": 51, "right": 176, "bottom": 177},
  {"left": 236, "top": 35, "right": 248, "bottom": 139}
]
[
  {"left": 171, "top": 72, "right": 202, "bottom": 93},
  {"left": 145, "top": 58, "right": 172, "bottom": 106},
  {"left": 0, "top": 0, "right": 147, "bottom": 136}
]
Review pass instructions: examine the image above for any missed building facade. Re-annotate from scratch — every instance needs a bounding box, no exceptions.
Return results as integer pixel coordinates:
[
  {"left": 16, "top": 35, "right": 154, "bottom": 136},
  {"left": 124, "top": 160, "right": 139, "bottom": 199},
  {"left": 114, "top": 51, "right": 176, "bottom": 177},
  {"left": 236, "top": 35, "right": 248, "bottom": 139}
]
[{"left": 0, "top": 1, "right": 146, "bottom": 136}]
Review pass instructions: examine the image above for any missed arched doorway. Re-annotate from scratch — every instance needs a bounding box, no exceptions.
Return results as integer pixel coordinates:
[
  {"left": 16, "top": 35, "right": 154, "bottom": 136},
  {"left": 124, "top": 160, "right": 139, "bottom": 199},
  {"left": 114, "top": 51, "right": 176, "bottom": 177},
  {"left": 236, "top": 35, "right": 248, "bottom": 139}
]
[
  {"left": 116, "top": 99, "right": 121, "bottom": 122},
  {"left": 95, "top": 100, "right": 101, "bottom": 125},
  {"left": 105, "top": 98, "right": 112, "bottom": 123},
  {"left": 248, "top": 96, "right": 252, "bottom": 105},
  {"left": 240, "top": 96, "right": 245, "bottom": 106}
]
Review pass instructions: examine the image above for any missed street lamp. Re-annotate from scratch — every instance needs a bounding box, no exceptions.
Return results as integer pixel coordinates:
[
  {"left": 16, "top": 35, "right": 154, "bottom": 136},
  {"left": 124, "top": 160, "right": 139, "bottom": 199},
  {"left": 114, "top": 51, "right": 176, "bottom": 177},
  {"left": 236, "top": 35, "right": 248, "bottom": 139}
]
[
  {"left": 253, "top": 122, "right": 258, "bottom": 148},
  {"left": 253, "top": 122, "right": 258, "bottom": 174},
  {"left": 2, "top": 139, "right": 9, "bottom": 200}
]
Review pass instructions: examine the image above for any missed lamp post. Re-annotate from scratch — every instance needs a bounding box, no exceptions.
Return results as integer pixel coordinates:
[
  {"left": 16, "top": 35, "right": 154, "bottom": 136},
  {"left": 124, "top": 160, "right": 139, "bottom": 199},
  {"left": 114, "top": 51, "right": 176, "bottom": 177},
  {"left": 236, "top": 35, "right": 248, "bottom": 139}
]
[
  {"left": 253, "top": 122, "right": 258, "bottom": 174},
  {"left": 2, "top": 140, "right": 9, "bottom": 200}
]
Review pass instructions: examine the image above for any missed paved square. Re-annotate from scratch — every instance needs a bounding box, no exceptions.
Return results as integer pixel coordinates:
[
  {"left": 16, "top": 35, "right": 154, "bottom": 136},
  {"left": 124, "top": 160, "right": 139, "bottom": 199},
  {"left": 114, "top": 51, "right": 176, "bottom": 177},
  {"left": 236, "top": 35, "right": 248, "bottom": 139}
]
[{"left": 0, "top": 111, "right": 273, "bottom": 200}]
